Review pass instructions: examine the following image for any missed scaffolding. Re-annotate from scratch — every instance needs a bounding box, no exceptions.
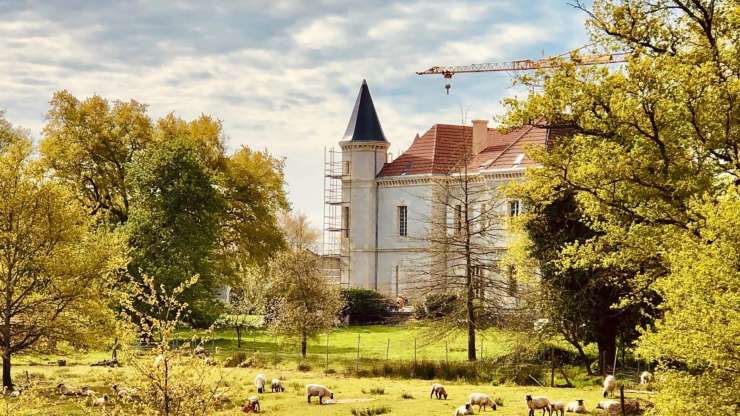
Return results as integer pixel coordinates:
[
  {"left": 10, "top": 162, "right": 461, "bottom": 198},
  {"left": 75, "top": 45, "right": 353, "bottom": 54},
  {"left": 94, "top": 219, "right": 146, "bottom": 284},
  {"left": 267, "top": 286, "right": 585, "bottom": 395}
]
[{"left": 322, "top": 147, "right": 350, "bottom": 287}]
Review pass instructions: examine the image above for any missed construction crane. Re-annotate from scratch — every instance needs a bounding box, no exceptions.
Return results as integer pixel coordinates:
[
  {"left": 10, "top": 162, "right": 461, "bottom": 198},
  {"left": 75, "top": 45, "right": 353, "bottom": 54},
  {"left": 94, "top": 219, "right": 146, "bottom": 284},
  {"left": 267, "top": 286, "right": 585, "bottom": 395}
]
[{"left": 417, "top": 51, "right": 628, "bottom": 94}]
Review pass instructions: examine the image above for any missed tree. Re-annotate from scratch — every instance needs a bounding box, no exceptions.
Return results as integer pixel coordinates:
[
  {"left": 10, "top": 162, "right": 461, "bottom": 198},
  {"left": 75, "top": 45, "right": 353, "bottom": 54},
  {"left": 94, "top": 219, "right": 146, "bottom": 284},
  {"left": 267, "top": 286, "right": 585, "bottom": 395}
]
[
  {"left": 636, "top": 185, "right": 739, "bottom": 415},
  {"left": 509, "top": 190, "right": 658, "bottom": 374},
  {"left": 410, "top": 147, "right": 514, "bottom": 361},
  {"left": 0, "top": 115, "right": 125, "bottom": 388},
  {"left": 126, "top": 137, "right": 224, "bottom": 325},
  {"left": 500, "top": 0, "right": 738, "bottom": 403},
  {"left": 41, "top": 91, "right": 152, "bottom": 224},
  {"left": 267, "top": 250, "right": 343, "bottom": 357},
  {"left": 280, "top": 211, "right": 320, "bottom": 252}
]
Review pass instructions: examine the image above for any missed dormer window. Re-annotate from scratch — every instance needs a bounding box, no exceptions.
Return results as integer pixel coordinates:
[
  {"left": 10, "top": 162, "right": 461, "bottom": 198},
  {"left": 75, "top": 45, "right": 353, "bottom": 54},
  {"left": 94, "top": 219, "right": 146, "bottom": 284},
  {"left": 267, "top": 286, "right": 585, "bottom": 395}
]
[{"left": 512, "top": 153, "right": 525, "bottom": 168}]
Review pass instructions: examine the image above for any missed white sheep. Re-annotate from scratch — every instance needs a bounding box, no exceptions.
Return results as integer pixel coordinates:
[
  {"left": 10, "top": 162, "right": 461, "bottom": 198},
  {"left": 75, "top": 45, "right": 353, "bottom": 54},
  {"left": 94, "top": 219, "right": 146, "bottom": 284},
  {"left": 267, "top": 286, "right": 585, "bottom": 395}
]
[
  {"left": 550, "top": 401, "right": 565, "bottom": 416},
  {"left": 454, "top": 402, "right": 474, "bottom": 416},
  {"left": 92, "top": 394, "right": 109, "bottom": 407},
  {"left": 241, "top": 396, "right": 260, "bottom": 413},
  {"left": 566, "top": 399, "right": 587, "bottom": 413},
  {"left": 194, "top": 345, "right": 207, "bottom": 357},
  {"left": 271, "top": 379, "right": 284, "bottom": 393},
  {"left": 79, "top": 386, "right": 95, "bottom": 397},
  {"left": 468, "top": 392, "right": 497, "bottom": 411},
  {"left": 596, "top": 399, "right": 621, "bottom": 415},
  {"left": 430, "top": 383, "right": 448, "bottom": 400},
  {"left": 153, "top": 354, "right": 165, "bottom": 368},
  {"left": 213, "top": 391, "right": 230, "bottom": 404},
  {"left": 526, "top": 395, "right": 551, "bottom": 416},
  {"left": 254, "top": 374, "right": 266, "bottom": 394},
  {"left": 5, "top": 387, "right": 21, "bottom": 398},
  {"left": 602, "top": 375, "right": 617, "bottom": 398},
  {"left": 305, "top": 384, "right": 333, "bottom": 405},
  {"left": 112, "top": 384, "right": 140, "bottom": 400},
  {"left": 639, "top": 371, "right": 653, "bottom": 385},
  {"left": 56, "top": 383, "right": 79, "bottom": 397}
]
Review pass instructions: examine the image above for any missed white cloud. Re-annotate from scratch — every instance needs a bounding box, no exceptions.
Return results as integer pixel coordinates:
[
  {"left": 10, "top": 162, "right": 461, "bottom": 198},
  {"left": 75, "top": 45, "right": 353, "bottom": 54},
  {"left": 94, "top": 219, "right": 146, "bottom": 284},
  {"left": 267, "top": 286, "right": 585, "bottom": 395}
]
[{"left": 292, "top": 16, "right": 348, "bottom": 49}]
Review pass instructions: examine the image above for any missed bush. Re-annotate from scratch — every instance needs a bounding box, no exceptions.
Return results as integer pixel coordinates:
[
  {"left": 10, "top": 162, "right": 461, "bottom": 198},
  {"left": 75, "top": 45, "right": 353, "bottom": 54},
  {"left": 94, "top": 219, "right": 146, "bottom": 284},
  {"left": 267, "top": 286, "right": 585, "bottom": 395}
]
[
  {"left": 413, "top": 293, "right": 459, "bottom": 320},
  {"left": 297, "top": 361, "right": 311, "bottom": 372},
  {"left": 340, "top": 288, "right": 393, "bottom": 324},
  {"left": 351, "top": 406, "right": 391, "bottom": 416},
  {"left": 362, "top": 387, "right": 385, "bottom": 395}
]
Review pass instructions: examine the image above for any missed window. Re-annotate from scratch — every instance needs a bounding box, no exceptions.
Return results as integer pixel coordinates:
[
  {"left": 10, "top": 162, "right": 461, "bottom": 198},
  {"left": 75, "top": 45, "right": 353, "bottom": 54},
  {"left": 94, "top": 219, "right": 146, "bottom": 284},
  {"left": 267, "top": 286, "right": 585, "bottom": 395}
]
[
  {"left": 342, "top": 160, "right": 350, "bottom": 175},
  {"left": 512, "top": 153, "right": 525, "bottom": 168},
  {"left": 398, "top": 206, "right": 408, "bottom": 237},
  {"left": 342, "top": 206, "right": 350, "bottom": 238},
  {"left": 454, "top": 205, "right": 462, "bottom": 234},
  {"left": 509, "top": 200, "right": 520, "bottom": 217}
]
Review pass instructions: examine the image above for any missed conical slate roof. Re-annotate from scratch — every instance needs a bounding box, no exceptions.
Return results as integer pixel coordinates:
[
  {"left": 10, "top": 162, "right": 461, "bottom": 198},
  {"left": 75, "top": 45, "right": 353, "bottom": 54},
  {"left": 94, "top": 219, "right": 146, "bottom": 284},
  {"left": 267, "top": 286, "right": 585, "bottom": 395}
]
[{"left": 343, "top": 80, "right": 387, "bottom": 142}]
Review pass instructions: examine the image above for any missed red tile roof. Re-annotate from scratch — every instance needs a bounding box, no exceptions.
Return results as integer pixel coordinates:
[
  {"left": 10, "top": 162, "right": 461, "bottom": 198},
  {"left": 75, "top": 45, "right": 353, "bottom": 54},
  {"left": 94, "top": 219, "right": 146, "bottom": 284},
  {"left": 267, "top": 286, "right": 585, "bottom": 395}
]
[{"left": 378, "top": 123, "right": 552, "bottom": 177}]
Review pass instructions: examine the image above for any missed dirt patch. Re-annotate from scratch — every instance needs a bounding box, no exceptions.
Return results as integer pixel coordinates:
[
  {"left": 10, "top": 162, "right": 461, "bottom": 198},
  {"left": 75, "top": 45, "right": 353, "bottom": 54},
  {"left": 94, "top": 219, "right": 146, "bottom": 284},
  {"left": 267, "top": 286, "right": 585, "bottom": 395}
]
[{"left": 326, "top": 398, "right": 376, "bottom": 404}]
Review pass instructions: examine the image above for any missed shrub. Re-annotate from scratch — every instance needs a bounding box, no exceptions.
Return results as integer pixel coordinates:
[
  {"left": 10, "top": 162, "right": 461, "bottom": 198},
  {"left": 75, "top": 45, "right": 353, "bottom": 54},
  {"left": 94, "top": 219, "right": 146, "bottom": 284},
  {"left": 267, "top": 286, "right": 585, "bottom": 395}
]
[
  {"left": 351, "top": 406, "right": 391, "bottom": 416},
  {"left": 413, "top": 293, "right": 459, "bottom": 320},
  {"left": 340, "top": 288, "right": 393, "bottom": 324},
  {"left": 401, "top": 392, "right": 414, "bottom": 399},
  {"left": 223, "top": 351, "right": 248, "bottom": 367},
  {"left": 362, "top": 387, "right": 385, "bottom": 395},
  {"left": 297, "top": 361, "right": 311, "bottom": 372}
]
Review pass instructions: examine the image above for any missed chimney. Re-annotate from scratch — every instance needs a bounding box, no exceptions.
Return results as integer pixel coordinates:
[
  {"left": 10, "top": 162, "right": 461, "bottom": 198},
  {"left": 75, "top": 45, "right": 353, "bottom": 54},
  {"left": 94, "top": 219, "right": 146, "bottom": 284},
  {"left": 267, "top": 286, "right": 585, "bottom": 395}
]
[{"left": 472, "top": 119, "right": 489, "bottom": 155}]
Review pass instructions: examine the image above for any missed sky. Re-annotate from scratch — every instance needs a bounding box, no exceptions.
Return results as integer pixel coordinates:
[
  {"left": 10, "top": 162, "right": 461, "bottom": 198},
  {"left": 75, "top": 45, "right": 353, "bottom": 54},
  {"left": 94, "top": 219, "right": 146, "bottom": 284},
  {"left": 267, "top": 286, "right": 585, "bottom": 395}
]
[{"left": 0, "top": 0, "right": 591, "bottom": 233}]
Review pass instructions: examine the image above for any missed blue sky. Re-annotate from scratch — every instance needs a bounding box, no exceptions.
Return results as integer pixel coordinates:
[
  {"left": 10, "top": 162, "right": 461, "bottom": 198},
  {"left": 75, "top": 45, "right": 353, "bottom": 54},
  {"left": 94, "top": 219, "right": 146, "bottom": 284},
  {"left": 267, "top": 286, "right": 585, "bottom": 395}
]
[{"left": 0, "top": 0, "right": 590, "bottom": 231}]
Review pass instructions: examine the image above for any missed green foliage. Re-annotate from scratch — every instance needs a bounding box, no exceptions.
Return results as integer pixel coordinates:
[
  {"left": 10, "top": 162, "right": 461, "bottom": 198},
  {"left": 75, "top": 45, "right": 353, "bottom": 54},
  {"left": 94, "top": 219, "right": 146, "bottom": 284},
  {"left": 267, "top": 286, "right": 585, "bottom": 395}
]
[
  {"left": 351, "top": 406, "right": 391, "bottom": 416},
  {"left": 267, "top": 251, "right": 344, "bottom": 357},
  {"left": 340, "top": 288, "right": 392, "bottom": 324},
  {"left": 127, "top": 137, "right": 224, "bottom": 325},
  {"left": 361, "top": 387, "right": 385, "bottom": 395},
  {"left": 0, "top": 115, "right": 126, "bottom": 387},
  {"left": 636, "top": 186, "right": 740, "bottom": 415}
]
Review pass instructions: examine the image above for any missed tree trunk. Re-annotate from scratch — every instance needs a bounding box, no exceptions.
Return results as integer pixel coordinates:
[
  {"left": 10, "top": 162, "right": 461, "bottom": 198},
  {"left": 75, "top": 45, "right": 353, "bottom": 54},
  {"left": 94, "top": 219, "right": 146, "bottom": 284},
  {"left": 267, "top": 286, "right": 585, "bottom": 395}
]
[
  {"left": 566, "top": 337, "right": 594, "bottom": 376},
  {"left": 466, "top": 267, "right": 477, "bottom": 361},
  {"left": 236, "top": 326, "right": 241, "bottom": 349},
  {"left": 597, "top": 320, "right": 618, "bottom": 375},
  {"left": 3, "top": 352, "right": 12, "bottom": 389},
  {"left": 301, "top": 332, "right": 307, "bottom": 358}
]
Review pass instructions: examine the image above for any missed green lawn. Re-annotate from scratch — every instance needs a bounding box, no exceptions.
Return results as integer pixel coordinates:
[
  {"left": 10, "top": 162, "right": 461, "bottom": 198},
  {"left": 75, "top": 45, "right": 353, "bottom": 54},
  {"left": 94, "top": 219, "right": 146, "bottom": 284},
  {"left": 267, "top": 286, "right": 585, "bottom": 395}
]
[
  {"left": 5, "top": 363, "right": 645, "bottom": 415},
  {"left": 176, "top": 324, "right": 518, "bottom": 365}
]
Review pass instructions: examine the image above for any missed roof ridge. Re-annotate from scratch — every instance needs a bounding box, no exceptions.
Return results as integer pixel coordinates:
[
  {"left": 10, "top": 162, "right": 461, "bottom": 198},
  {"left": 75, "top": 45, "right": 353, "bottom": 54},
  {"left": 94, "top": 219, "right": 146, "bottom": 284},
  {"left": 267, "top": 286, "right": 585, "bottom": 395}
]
[{"left": 485, "top": 124, "right": 536, "bottom": 167}]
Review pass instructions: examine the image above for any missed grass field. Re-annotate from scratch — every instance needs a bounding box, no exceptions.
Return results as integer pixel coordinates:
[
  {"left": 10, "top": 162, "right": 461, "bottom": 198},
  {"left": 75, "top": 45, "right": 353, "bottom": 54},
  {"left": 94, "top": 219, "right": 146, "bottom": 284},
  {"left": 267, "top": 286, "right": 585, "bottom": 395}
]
[{"left": 5, "top": 364, "right": 642, "bottom": 415}]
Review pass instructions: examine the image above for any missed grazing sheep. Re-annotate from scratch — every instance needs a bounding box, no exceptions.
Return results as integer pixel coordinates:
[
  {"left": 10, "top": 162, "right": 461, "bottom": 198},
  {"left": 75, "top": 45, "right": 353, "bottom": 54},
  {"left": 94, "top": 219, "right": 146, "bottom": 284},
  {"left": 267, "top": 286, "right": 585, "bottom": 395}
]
[
  {"left": 92, "top": 394, "right": 109, "bottom": 407},
  {"left": 526, "top": 395, "right": 551, "bottom": 416},
  {"left": 271, "top": 379, "right": 284, "bottom": 393},
  {"left": 430, "top": 383, "right": 448, "bottom": 400},
  {"left": 550, "top": 401, "right": 565, "bottom": 416},
  {"left": 194, "top": 345, "right": 207, "bottom": 357},
  {"left": 305, "top": 384, "right": 333, "bottom": 405},
  {"left": 602, "top": 375, "right": 617, "bottom": 398},
  {"left": 241, "top": 396, "right": 260, "bottom": 413},
  {"left": 254, "top": 374, "right": 266, "bottom": 394},
  {"left": 56, "top": 383, "right": 80, "bottom": 397},
  {"left": 454, "top": 402, "right": 474, "bottom": 416},
  {"left": 5, "top": 387, "right": 21, "bottom": 398},
  {"left": 566, "top": 399, "right": 587, "bottom": 413},
  {"left": 639, "top": 371, "right": 653, "bottom": 385},
  {"left": 468, "top": 393, "right": 497, "bottom": 411}
]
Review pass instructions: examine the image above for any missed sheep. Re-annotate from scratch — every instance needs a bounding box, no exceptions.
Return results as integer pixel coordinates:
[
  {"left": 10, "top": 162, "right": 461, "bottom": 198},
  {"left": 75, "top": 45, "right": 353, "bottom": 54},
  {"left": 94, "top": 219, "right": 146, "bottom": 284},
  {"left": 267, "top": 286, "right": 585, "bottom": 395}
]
[
  {"left": 602, "top": 375, "right": 617, "bottom": 398},
  {"left": 565, "top": 399, "right": 587, "bottom": 413},
  {"left": 271, "top": 378, "right": 284, "bottom": 393},
  {"left": 468, "top": 392, "right": 497, "bottom": 411},
  {"left": 430, "top": 383, "right": 448, "bottom": 400},
  {"left": 56, "top": 383, "right": 80, "bottom": 397},
  {"left": 254, "top": 374, "right": 266, "bottom": 394},
  {"left": 526, "top": 395, "right": 551, "bottom": 416},
  {"left": 194, "top": 345, "right": 207, "bottom": 358},
  {"left": 79, "top": 386, "right": 95, "bottom": 397},
  {"left": 92, "top": 394, "right": 109, "bottom": 407},
  {"left": 153, "top": 354, "right": 165, "bottom": 368},
  {"left": 550, "top": 401, "right": 565, "bottom": 416},
  {"left": 213, "top": 391, "right": 231, "bottom": 404},
  {"left": 112, "top": 384, "right": 140, "bottom": 400},
  {"left": 241, "top": 396, "right": 260, "bottom": 413},
  {"left": 639, "top": 371, "right": 653, "bottom": 385},
  {"left": 454, "top": 402, "right": 474, "bottom": 416},
  {"left": 305, "top": 384, "right": 333, "bottom": 405},
  {"left": 4, "top": 386, "right": 21, "bottom": 397},
  {"left": 596, "top": 399, "right": 621, "bottom": 415}
]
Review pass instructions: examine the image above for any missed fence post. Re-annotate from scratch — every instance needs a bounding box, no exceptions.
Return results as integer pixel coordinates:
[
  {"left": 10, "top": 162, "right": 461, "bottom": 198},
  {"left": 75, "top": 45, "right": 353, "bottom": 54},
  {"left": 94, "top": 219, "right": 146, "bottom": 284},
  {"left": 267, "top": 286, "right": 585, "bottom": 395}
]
[
  {"left": 386, "top": 338, "right": 390, "bottom": 362},
  {"left": 253, "top": 331, "right": 256, "bottom": 353},
  {"left": 445, "top": 341, "right": 448, "bottom": 366},
  {"left": 325, "top": 333, "right": 329, "bottom": 369},
  {"left": 355, "top": 334, "right": 360, "bottom": 373},
  {"left": 413, "top": 338, "right": 417, "bottom": 376},
  {"left": 620, "top": 385, "right": 625, "bottom": 416}
]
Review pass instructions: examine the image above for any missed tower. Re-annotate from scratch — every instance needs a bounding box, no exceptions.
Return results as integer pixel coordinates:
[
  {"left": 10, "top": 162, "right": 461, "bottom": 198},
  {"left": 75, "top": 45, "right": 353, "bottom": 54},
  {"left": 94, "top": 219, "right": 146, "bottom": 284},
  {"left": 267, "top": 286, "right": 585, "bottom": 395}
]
[{"left": 340, "top": 80, "right": 389, "bottom": 289}]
